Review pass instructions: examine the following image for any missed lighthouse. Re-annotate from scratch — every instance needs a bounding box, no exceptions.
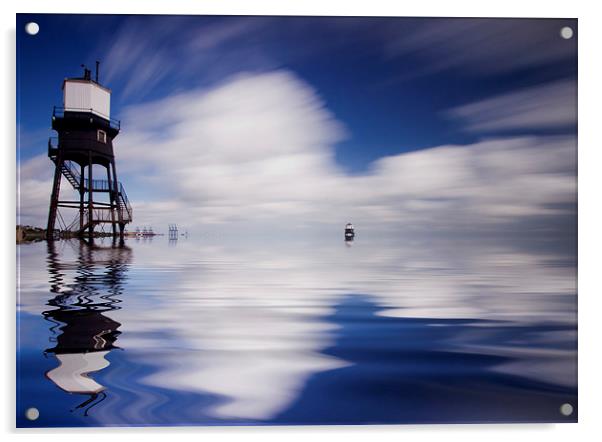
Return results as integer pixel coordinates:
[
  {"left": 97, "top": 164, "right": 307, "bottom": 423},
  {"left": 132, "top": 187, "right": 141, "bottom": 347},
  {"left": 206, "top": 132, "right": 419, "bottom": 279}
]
[
  {"left": 46, "top": 63, "right": 132, "bottom": 239},
  {"left": 43, "top": 240, "right": 129, "bottom": 411}
]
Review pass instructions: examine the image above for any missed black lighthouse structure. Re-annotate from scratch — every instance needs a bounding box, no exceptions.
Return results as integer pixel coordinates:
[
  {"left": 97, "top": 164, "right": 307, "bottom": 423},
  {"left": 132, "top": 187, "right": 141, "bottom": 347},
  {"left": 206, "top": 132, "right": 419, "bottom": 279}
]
[{"left": 47, "top": 64, "right": 132, "bottom": 239}]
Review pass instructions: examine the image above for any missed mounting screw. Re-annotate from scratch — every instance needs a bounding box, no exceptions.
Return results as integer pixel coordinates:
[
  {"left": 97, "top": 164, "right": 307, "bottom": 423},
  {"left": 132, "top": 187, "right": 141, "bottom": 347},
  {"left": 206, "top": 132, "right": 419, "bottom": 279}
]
[
  {"left": 560, "top": 27, "right": 574, "bottom": 40},
  {"left": 25, "top": 22, "right": 39, "bottom": 35},
  {"left": 560, "top": 403, "right": 574, "bottom": 416},
  {"left": 25, "top": 407, "right": 39, "bottom": 421}
]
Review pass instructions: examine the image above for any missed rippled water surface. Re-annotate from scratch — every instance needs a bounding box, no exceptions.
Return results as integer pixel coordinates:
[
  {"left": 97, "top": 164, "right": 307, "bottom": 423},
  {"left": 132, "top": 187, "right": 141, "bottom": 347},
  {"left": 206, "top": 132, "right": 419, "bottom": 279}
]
[{"left": 16, "top": 235, "right": 577, "bottom": 427}]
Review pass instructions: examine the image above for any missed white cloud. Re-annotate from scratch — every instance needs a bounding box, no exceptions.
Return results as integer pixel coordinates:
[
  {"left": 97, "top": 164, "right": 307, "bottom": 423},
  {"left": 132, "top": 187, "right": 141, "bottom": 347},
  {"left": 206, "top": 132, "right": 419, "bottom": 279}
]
[
  {"left": 447, "top": 80, "right": 577, "bottom": 132},
  {"left": 18, "top": 70, "right": 576, "bottom": 243},
  {"left": 17, "top": 154, "right": 53, "bottom": 227}
]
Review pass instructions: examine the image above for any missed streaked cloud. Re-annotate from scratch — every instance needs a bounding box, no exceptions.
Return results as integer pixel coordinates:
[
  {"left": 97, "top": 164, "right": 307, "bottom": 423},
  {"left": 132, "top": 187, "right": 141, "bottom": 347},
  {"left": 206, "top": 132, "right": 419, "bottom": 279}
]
[
  {"left": 447, "top": 80, "right": 577, "bottom": 132},
  {"left": 101, "top": 16, "right": 275, "bottom": 100},
  {"left": 18, "top": 70, "right": 576, "bottom": 248},
  {"left": 383, "top": 18, "right": 576, "bottom": 76}
]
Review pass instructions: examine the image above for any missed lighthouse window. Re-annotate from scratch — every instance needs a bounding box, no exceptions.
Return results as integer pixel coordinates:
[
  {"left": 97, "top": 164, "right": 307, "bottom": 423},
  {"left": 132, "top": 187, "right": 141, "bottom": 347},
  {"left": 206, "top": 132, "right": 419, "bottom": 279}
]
[{"left": 97, "top": 130, "right": 107, "bottom": 143}]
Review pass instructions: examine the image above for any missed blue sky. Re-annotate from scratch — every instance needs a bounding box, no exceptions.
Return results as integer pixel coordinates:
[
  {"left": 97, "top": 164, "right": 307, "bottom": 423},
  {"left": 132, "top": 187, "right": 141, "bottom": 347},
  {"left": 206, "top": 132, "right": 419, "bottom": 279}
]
[
  {"left": 17, "top": 15, "right": 576, "bottom": 171},
  {"left": 17, "top": 14, "right": 577, "bottom": 236}
]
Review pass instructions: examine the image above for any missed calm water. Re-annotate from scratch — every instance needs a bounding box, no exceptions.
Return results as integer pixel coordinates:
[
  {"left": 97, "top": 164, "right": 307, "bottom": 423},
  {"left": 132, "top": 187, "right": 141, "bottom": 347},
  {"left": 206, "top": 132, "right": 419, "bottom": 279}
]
[{"left": 16, "top": 235, "right": 577, "bottom": 427}]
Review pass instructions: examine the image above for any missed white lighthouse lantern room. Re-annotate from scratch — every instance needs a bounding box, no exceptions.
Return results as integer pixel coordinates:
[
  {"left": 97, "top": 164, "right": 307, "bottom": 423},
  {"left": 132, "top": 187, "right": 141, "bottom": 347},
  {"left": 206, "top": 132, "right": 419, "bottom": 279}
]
[{"left": 63, "top": 78, "right": 111, "bottom": 119}]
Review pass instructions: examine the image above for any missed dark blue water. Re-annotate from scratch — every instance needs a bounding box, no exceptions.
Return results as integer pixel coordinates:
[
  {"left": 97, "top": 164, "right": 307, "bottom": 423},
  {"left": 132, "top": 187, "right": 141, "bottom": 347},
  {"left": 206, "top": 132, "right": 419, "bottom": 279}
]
[{"left": 16, "top": 236, "right": 577, "bottom": 427}]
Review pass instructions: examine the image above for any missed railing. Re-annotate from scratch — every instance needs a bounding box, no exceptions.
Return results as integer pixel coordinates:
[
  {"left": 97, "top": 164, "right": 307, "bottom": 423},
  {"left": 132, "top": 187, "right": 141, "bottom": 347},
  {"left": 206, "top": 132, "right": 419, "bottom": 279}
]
[
  {"left": 62, "top": 160, "right": 81, "bottom": 182},
  {"left": 64, "top": 206, "right": 130, "bottom": 233},
  {"left": 92, "top": 208, "right": 119, "bottom": 222},
  {"left": 53, "top": 106, "right": 121, "bottom": 130},
  {"left": 56, "top": 162, "right": 118, "bottom": 195},
  {"left": 83, "top": 178, "right": 111, "bottom": 192},
  {"left": 50, "top": 153, "right": 133, "bottom": 226},
  {"left": 64, "top": 213, "right": 81, "bottom": 232},
  {"left": 118, "top": 183, "right": 133, "bottom": 222}
]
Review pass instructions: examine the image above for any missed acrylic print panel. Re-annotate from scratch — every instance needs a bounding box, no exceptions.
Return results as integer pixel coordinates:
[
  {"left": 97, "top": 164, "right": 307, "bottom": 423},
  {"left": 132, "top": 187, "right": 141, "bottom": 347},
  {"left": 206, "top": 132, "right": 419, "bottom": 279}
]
[{"left": 16, "top": 14, "right": 577, "bottom": 427}]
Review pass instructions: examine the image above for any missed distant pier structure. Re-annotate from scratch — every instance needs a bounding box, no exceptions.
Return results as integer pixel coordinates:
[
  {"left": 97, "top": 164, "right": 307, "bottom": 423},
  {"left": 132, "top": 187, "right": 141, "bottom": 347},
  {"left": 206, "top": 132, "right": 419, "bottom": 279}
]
[
  {"left": 168, "top": 224, "right": 178, "bottom": 240},
  {"left": 46, "top": 63, "right": 132, "bottom": 239}
]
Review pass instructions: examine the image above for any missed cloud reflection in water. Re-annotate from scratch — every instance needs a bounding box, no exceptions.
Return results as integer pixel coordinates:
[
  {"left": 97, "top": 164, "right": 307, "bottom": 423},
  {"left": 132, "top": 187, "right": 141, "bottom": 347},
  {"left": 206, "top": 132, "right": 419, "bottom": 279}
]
[{"left": 17, "top": 232, "right": 575, "bottom": 425}]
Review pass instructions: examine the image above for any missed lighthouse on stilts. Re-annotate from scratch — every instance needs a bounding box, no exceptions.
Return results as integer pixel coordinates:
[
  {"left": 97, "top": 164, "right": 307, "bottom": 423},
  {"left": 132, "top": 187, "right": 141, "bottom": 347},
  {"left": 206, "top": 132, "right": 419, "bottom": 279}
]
[{"left": 46, "top": 63, "right": 132, "bottom": 240}]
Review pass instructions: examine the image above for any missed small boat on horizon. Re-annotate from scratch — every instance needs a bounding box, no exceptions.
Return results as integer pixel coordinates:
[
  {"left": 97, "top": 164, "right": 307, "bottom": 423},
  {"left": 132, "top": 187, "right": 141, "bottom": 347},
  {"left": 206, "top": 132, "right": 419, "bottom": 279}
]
[{"left": 345, "top": 223, "right": 355, "bottom": 240}]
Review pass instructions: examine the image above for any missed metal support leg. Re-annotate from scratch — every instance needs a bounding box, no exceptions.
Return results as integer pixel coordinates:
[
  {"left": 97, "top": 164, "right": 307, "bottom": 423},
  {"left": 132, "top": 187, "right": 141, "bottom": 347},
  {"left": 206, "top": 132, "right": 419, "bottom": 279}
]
[
  {"left": 46, "top": 153, "right": 63, "bottom": 239},
  {"left": 79, "top": 163, "right": 85, "bottom": 232},
  {"left": 111, "top": 161, "right": 125, "bottom": 239},
  {"left": 87, "top": 152, "right": 94, "bottom": 238},
  {"left": 107, "top": 164, "right": 117, "bottom": 236}
]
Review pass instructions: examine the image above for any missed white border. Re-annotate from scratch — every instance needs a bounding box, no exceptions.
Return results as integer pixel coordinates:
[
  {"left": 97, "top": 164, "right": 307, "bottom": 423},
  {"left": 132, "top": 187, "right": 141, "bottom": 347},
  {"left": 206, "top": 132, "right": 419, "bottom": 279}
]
[{"left": 3, "top": 1, "right": 601, "bottom": 441}]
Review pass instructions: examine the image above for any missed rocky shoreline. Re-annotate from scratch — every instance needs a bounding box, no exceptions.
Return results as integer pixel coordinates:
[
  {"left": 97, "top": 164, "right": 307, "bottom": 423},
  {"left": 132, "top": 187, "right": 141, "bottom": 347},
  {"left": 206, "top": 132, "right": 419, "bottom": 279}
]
[{"left": 16, "top": 225, "right": 117, "bottom": 243}]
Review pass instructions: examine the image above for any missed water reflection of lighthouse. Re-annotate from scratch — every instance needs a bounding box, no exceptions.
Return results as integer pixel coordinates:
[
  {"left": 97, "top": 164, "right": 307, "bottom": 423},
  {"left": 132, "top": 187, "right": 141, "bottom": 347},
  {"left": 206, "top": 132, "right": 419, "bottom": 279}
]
[{"left": 44, "top": 239, "right": 131, "bottom": 414}]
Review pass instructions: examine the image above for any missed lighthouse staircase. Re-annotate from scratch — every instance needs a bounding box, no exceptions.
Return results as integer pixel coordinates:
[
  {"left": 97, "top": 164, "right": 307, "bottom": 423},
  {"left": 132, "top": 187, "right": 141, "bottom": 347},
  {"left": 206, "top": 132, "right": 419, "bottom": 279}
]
[{"left": 48, "top": 138, "right": 133, "bottom": 234}]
